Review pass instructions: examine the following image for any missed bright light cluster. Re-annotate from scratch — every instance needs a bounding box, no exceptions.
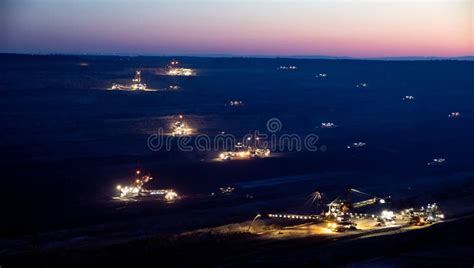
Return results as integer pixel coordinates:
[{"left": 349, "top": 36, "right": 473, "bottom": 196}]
[
  {"left": 171, "top": 115, "right": 192, "bottom": 136},
  {"left": 116, "top": 184, "right": 141, "bottom": 198},
  {"left": 164, "top": 190, "right": 178, "bottom": 201},
  {"left": 427, "top": 158, "right": 446, "bottom": 166},
  {"left": 111, "top": 70, "right": 147, "bottom": 91},
  {"left": 278, "top": 65, "right": 297, "bottom": 70},
  {"left": 321, "top": 122, "right": 337, "bottom": 128},
  {"left": 380, "top": 210, "right": 395, "bottom": 220},
  {"left": 229, "top": 100, "right": 243, "bottom": 106},
  {"left": 448, "top": 112, "right": 460, "bottom": 118},
  {"left": 347, "top": 142, "right": 366, "bottom": 149},
  {"left": 268, "top": 214, "right": 318, "bottom": 220},
  {"left": 167, "top": 68, "right": 195, "bottom": 76},
  {"left": 115, "top": 170, "right": 179, "bottom": 201},
  {"left": 219, "top": 141, "right": 270, "bottom": 160},
  {"left": 167, "top": 60, "right": 195, "bottom": 76}
]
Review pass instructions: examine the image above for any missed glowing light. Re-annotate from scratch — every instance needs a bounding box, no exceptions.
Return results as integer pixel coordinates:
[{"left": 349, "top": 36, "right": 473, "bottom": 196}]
[
  {"left": 171, "top": 115, "right": 192, "bottom": 136},
  {"left": 219, "top": 136, "right": 270, "bottom": 160},
  {"left": 166, "top": 60, "right": 195, "bottom": 76},
  {"left": 448, "top": 112, "right": 461, "bottom": 118},
  {"left": 165, "top": 190, "right": 178, "bottom": 201},
  {"left": 167, "top": 68, "right": 195, "bottom": 76},
  {"left": 111, "top": 71, "right": 147, "bottom": 91},
  {"left": 238, "top": 151, "right": 249, "bottom": 158},
  {"left": 321, "top": 122, "right": 336, "bottom": 128},
  {"left": 229, "top": 100, "right": 243, "bottom": 106},
  {"left": 380, "top": 210, "right": 395, "bottom": 220}
]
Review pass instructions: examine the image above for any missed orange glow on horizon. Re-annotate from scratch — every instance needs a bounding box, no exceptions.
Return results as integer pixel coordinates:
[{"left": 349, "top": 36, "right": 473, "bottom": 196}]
[{"left": 1, "top": 1, "right": 472, "bottom": 57}]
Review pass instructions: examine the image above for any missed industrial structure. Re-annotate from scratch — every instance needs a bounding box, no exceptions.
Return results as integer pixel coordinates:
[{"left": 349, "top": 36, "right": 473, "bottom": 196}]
[
  {"left": 168, "top": 85, "right": 180, "bottom": 90},
  {"left": 228, "top": 100, "right": 244, "bottom": 106},
  {"left": 115, "top": 170, "right": 179, "bottom": 201},
  {"left": 324, "top": 188, "right": 389, "bottom": 231},
  {"left": 219, "top": 135, "right": 270, "bottom": 160},
  {"left": 166, "top": 59, "right": 195, "bottom": 76},
  {"left": 278, "top": 65, "right": 297, "bottom": 70},
  {"left": 448, "top": 112, "right": 461, "bottom": 118},
  {"left": 320, "top": 122, "right": 337, "bottom": 128},
  {"left": 111, "top": 70, "right": 147, "bottom": 91},
  {"left": 171, "top": 115, "right": 192, "bottom": 136},
  {"left": 347, "top": 142, "right": 367, "bottom": 149},
  {"left": 401, "top": 203, "right": 445, "bottom": 225},
  {"left": 251, "top": 188, "right": 444, "bottom": 233},
  {"left": 219, "top": 186, "right": 235, "bottom": 195},
  {"left": 356, "top": 82, "right": 368, "bottom": 88},
  {"left": 427, "top": 158, "right": 446, "bottom": 166}
]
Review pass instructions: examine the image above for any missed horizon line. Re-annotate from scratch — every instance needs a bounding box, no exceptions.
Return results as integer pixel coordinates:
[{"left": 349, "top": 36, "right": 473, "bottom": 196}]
[{"left": 1, "top": 52, "right": 473, "bottom": 61}]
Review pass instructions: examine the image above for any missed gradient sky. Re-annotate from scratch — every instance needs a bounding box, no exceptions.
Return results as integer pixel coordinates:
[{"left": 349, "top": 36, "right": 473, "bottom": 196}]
[{"left": 1, "top": 0, "right": 473, "bottom": 57}]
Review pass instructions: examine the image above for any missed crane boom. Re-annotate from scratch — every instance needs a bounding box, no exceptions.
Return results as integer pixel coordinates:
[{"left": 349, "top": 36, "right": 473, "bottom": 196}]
[
  {"left": 353, "top": 197, "right": 379, "bottom": 208},
  {"left": 328, "top": 188, "right": 389, "bottom": 213}
]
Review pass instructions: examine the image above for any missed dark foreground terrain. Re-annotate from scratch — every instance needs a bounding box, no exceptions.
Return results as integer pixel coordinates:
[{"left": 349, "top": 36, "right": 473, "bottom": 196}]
[
  {"left": 3, "top": 215, "right": 474, "bottom": 267},
  {"left": 0, "top": 54, "right": 473, "bottom": 266}
]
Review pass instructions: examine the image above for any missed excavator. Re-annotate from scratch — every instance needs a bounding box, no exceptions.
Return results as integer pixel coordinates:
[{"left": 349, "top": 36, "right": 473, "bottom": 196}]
[
  {"left": 111, "top": 70, "right": 147, "bottom": 91},
  {"left": 256, "top": 188, "right": 389, "bottom": 232},
  {"left": 166, "top": 59, "right": 195, "bottom": 76},
  {"left": 326, "top": 188, "right": 390, "bottom": 232}
]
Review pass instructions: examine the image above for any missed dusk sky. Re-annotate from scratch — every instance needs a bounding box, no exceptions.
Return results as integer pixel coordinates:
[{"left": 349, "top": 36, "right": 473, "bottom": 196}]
[{"left": 1, "top": 0, "right": 473, "bottom": 57}]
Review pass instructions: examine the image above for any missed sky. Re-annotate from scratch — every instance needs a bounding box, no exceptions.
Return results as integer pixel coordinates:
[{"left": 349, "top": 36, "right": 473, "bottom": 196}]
[{"left": 1, "top": 0, "right": 473, "bottom": 57}]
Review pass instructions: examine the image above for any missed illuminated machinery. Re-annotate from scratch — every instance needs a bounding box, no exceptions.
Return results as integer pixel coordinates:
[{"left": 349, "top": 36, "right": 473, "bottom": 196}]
[
  {"left": 320, "top": 122, "right": 337, "bottom": 129},
  {"left": 448, "top": 112, "right": 461, "bottom": 118},
  {"left": 402, "top": 95, "right": 415, "bottom": 101},
  {"left": 377, "top": 210, "right": 396, "bottom": 226},
  {"left": 347, "top": 142, "right": 367, "bottom": 149},
  {"left": 401, "top": 203, "right": 444, "bottom": 226},
  {"left": 427, "top": 158, "right": 446, "bottom": 166},
  {"left": 220, "top": 142, "right": 249, "bottom": 160},
  {"left": 228, "top": 100, "right": 243, "bottom": 106},
  {"left": 112, "top": 70, "right": 147, "bottom": 91},
  {"left": 326, "top": 188, "right": 390, "bottom": 232},
  {"left": 171, "top": 115, "right": 191, "bottom": 136},
  {"left": 115, "top": 170, "right": 179, "bottom": 201},
  {"left": 278, "top": 65, "right": 297, "bottom": 70},
  {"left": 255, "top": 189, "right": 388, "bottom": 232},
  {"left": 166, "top": 59, "right": 195, "bottom": 76},
  {"left": 253, "top": 190, "right": 327, "bottom": 231},
  {"left": 219, "top": 186, "right": 235, "bottom": 195},
  {"left": 219, "top": 136, "right": 270, "bottom": 160}
]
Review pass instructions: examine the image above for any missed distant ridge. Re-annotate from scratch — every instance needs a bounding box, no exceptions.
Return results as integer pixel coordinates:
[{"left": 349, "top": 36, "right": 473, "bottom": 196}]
[
  {"left": 0, "top": 52, "right": 473, "bottom": 61},
  {"left": 367, "top": 56, "right": 474, "bottom": 61},
  {"left": 285, "top": 55, "right": 353, "bottom": 60},
  {"left": 287, "top": 55, "right": 474, "bottom": 61}
]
